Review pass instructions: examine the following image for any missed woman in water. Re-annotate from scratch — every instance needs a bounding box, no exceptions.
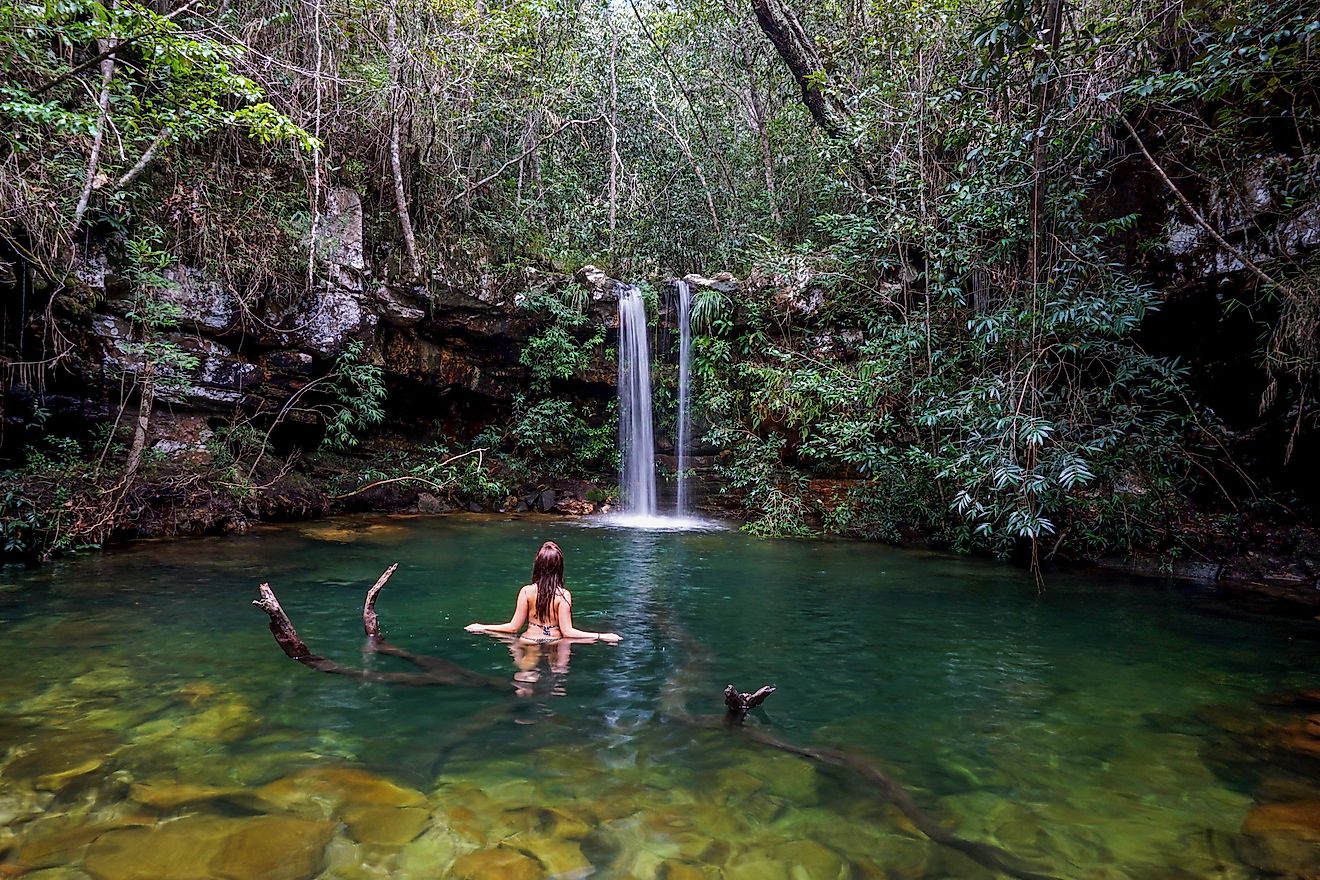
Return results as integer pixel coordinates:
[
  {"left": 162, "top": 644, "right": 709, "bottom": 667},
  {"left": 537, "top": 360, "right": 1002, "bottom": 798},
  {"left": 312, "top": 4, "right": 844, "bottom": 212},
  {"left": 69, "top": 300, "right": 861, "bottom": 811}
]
[{"left": 464, "top": 541, "right": 621, "bottom": 643}]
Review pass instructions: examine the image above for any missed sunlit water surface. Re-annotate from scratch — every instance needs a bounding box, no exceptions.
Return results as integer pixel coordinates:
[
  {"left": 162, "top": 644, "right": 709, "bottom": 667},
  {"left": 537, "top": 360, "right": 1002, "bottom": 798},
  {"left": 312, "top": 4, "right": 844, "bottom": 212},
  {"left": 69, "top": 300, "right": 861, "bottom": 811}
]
[{"left": 1, "top": 514, "right": 1318, "bottom": 879}]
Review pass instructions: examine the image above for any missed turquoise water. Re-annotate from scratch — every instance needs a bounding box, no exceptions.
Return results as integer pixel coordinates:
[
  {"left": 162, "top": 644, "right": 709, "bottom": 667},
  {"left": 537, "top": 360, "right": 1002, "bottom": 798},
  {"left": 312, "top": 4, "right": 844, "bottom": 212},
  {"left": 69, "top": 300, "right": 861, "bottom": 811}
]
[{"left": 1, "top": 514, "right": 1318, "bottom": 879}]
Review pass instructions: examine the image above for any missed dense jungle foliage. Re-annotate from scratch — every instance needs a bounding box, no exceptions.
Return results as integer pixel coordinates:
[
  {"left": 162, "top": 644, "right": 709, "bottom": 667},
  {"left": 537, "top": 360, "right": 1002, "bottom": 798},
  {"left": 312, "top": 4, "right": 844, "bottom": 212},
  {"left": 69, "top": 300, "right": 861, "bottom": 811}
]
[{"left": 1, "top": 0, "right": 1317, "bottom": 565}]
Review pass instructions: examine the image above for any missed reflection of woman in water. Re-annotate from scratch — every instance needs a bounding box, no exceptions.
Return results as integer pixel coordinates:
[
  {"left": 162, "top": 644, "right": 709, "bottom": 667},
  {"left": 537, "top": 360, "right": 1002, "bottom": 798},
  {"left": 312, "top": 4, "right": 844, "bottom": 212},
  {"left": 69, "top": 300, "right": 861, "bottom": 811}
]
[
  {"left": 464, "top": 541, "right": 621, "bottom": 644},
  {"left": 507, "top": 638, "right": 574, "bottom": 697}
]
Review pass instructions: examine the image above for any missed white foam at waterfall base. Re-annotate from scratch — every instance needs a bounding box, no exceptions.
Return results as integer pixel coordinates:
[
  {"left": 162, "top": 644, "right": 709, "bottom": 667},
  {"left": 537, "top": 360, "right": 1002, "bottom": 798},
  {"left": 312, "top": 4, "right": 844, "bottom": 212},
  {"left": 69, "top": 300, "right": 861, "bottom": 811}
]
[{"left": 589, "top": 511, "right": 725, "bottom": 532}]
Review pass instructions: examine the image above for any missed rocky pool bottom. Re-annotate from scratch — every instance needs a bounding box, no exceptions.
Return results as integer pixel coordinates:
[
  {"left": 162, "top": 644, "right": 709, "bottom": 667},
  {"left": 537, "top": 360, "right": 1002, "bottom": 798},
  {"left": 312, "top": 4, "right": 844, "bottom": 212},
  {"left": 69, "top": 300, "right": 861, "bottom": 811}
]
[{"left": 1, "top": 515, "right": 1319, "bottom": 880}]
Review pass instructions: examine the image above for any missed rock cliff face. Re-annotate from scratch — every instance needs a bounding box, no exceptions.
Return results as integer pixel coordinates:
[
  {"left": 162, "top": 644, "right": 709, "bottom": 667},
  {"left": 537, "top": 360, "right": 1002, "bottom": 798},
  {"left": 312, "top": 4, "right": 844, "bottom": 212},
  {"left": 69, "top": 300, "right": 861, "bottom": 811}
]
[
  {"left": 1114, "top": 148, "right": 1320, "bottom": 505},
  {"left": 3, "top": 199, "right": 624, "bottom": 462}
]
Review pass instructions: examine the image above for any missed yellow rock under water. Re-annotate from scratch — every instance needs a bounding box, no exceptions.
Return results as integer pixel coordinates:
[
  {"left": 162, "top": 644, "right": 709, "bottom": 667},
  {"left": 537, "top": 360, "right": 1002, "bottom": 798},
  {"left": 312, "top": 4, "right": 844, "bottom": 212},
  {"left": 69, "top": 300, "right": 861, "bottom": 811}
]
[
  {"left": 449, "top": 845, "right": 546, "bottom": 880},
  {"left": 256, "top": 766, "right": 427, "bottom": 814},
  {"left": 339, "top": 803, "right": 430, "bottom": 847},
  {"left": 129, "top": 781, "right": 243, "bottom": 811},
  {"left": 82, "top": 814, "right": 335, "bottom": 880},
  {"left": 507, "top": 835, "right": 592, "bottom": 877},
  {"left": 16, "top": 815, "right": 154, "bottom": 869}
]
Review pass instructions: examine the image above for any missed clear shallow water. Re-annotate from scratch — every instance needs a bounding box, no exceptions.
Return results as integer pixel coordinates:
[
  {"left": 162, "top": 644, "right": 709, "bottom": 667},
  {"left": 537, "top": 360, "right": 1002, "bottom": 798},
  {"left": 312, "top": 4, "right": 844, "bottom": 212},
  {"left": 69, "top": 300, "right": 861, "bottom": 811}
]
[{"left": 0, "top": 514, "right": 1318, "bottom": 879}]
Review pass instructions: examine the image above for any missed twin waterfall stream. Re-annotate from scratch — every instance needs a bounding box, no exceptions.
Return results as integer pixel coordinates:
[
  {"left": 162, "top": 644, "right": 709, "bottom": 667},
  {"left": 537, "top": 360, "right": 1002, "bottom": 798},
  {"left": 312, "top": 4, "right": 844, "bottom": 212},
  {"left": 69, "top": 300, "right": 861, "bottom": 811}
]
[{"left": 614, "top": 282, "right": 700, "bottom": 527}]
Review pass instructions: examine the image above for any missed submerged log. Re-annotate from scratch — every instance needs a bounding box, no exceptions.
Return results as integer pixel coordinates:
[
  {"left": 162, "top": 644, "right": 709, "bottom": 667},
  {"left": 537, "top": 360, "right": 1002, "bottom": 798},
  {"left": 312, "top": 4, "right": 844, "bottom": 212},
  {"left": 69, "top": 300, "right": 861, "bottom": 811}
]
[
  {"left": 717, "top": 684, "right": 1060, "bottom": 880},
  {"left": 253, "top": 568, "right": 509, "bottom": 690}
]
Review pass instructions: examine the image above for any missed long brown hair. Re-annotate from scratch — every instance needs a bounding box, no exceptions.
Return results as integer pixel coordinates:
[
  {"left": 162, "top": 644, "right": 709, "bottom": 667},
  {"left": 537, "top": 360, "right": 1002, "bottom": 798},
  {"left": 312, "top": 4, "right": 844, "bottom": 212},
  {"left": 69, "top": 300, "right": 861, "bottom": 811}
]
[{"left": 532, "top": 541, "right": 565, "bottom": 622}]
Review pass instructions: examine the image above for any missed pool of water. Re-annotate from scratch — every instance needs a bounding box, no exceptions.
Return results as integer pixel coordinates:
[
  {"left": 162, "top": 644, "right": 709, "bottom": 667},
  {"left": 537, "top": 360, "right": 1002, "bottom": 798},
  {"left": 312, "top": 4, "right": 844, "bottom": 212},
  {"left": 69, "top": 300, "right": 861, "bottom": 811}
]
[{"left": 1, "top": 514, "right": 1318, "bottom": 879}]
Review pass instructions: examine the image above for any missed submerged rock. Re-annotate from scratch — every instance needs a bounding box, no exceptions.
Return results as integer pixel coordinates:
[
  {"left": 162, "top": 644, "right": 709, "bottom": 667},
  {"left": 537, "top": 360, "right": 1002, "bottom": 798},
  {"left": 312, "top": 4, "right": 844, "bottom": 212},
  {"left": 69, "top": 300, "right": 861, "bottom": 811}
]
[
  {"left": 82, "top": 814, "right": 334, "bottom": 880},
  {"left": 256, "top": 766, "right": 427, "bottom": 816},
  {"left": 765, "top": 839, "right": 846, "bottom": 880},
  {"left": 396, "top": 827, "right": 463, "bottom": 876},
  {"left": 338, "top": 803, "right": 430, "bottom": 847},
  {"left": 507, "top": 835, "right": 591, "bottom": 877},
  {"left": 1233, "top": 799, "right": 1320, "bottom": 876},
  {"left": 176, "top": 699, "right": 258, "bottom": 744},
  {"left": 449, "top": 845, "right": 545, "bottom": 880},
  {"left": 4, "top": 731, "right": 119, "bottom": 792},
  {"left": 16, "top": 816, "right": 154, "bottom": 870},
  {"left": 128, "top": 782, "right": 242, "bottom": 811}
]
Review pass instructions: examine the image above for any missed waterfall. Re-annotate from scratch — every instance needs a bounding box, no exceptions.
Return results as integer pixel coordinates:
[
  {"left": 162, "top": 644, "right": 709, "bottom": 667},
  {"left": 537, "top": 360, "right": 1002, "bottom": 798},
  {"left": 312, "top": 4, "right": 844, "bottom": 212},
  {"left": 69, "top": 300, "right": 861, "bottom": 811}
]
[
  {"left": 675, "top": 280, "right": 692, "bottom": 516},
  {"left": 617, "top": 285, "right": 657, "bottom": 516}
]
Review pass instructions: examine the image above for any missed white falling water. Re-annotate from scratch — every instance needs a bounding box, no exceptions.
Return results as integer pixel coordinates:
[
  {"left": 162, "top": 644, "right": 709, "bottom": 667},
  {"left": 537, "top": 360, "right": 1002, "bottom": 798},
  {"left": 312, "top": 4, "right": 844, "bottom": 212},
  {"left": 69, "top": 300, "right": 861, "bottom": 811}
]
[
  {"left": 675, "top": 280, "right": 692, "bottom": 516},
  {"left": 617, "top": 286, "right": 657, "bottom": 517}
]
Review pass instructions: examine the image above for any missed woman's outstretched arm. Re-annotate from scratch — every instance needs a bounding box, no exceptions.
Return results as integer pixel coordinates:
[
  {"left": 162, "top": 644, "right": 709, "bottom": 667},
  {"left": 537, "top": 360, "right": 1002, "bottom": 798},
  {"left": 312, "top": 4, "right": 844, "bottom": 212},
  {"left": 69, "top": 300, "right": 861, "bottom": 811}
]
[
  {"left": 465, "top": 586, "right": 530, "bottom": 634},
  {"left": 557, "top": 599, "right": 621, "bottom": 643}
]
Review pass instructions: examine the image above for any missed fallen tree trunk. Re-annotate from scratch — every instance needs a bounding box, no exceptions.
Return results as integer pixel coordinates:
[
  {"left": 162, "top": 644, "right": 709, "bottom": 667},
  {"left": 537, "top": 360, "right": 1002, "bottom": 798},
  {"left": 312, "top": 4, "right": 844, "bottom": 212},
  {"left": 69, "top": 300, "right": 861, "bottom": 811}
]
[
  {"left": 718, "top": 684, "right": 1060, "bottom": 880},
  {"left": 253, "top": 569, "right": 509, "bottom": 690}
]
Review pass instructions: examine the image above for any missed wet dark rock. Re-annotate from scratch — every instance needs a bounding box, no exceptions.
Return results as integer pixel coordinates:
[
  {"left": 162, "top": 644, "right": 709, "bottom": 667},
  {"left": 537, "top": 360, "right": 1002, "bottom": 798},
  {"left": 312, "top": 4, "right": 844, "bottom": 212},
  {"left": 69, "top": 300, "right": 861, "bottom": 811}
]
[
  {"left": 372, "top": 284, "right": 426, "bottom": 327},
  {"left": 536, "top": 489, "right": 556, "bottom": 512},
  {"left": 553, "top": 498, "right": 594, "bottom": 516},
  {"left": 417, "top": 493, "right": 449, "bottom": 514}
]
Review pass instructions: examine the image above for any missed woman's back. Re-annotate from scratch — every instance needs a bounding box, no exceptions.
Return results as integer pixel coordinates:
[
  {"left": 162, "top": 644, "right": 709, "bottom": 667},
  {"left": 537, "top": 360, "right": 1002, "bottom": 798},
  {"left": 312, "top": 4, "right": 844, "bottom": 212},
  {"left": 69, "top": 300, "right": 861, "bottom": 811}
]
[{"left": 523, "top": 583, "right": 572, "bottom": 640}]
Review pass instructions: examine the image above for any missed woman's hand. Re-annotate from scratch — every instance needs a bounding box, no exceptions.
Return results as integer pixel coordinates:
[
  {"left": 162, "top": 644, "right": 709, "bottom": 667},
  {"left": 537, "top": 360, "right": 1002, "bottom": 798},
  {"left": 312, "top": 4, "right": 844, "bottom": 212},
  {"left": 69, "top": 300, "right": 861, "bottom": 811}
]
[
  {"left": 596, "top": 632, "right": 622, "bottom": 644},
  {"left": 464, "top": 623, "right": 486, "bottom": 633}
]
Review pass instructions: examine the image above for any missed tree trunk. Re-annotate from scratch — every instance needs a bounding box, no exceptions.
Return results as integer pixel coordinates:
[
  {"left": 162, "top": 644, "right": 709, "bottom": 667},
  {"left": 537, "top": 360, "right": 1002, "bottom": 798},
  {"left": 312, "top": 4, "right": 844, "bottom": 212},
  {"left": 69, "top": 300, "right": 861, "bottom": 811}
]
[
  {"left": 72, "top": 36, "right": 118, "bottom": 229},
  {"left": 387, "top": 5, "right": 423, "bottom": 280},
  {"left": 750, "top": 0, "right": 849, "bottom": 138}
]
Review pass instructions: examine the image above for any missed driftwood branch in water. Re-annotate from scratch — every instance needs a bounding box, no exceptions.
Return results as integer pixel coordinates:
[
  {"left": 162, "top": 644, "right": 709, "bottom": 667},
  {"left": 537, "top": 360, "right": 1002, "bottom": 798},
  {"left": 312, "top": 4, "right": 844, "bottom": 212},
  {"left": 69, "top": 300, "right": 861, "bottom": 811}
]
[
  {"left": 253, "top": 568, "right": 509, "bottom": 690},
  {"left": 361, "top": 563, "right": 398, "bottom": 638},
  {"left": 715, "top": 684, "right": 1061, "bottom": 880}
]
